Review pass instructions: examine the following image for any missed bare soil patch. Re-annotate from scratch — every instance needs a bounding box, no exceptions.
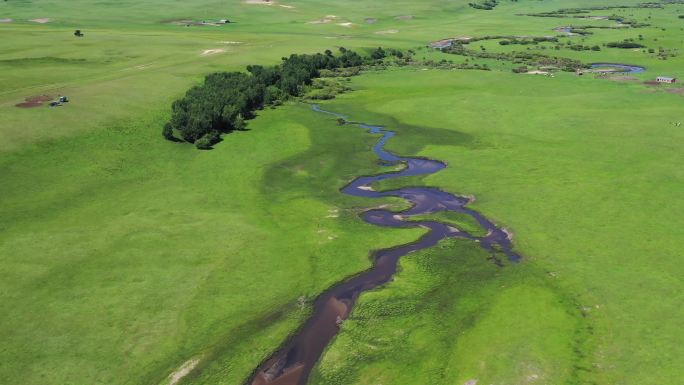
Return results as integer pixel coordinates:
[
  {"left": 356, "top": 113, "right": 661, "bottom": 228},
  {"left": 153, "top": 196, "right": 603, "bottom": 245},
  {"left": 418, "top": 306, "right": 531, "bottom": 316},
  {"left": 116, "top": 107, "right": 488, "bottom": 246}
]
[
  {"left": 610, "top": 76, "right": 637, "bottom": 82},
  {"left": 169, "top": 19, "right": 229, "bottom": 26},
  {"left": 29, "top": 18, "right": 50, "bottom": 23},
  {"left": 169, "top": 19, "right": 192, "bottom": 25},
  {"left": 167, "top": 358, "right": 200, "bottom": 385},
  {"left": 244, "top": 0, "right": 275, "bottom": 4},
  {"left": 0, "top": 18, "right": 13, "bottom": 23},
  {"left": 395, "top": 15, "right": 413, "bottom": 20},
  {"left": 15, "top": 95, "right": 53, "bottom": 108},
  {"left": 200, "top": 48, "right": 226, "bottom": 56},
  {"left": 308, "top": 15, "right": 337, "bottom": 24},
  {"left": 375, "top": 29, "right": 399, "bottom": 34},
  {"left": 364, "top": 18, "right": 377, "bottom": 24}
]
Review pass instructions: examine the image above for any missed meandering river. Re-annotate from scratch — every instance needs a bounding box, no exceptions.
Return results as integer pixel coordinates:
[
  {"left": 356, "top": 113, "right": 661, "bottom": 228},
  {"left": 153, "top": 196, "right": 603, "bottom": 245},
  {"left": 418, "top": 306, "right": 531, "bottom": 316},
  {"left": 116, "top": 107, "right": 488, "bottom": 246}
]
[{"left": 248, "top": 105, "right": 521, "bottom": 385}]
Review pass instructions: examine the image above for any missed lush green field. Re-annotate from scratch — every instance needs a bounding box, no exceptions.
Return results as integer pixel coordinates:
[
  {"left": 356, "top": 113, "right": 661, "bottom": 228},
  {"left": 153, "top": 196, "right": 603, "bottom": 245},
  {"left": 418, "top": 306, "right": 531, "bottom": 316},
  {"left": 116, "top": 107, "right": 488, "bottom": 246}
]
[
  {"left": 0, "top": 100, "right": 424, "bottom": 385},
  {"left": 311, "top": 68, "right": 684, "bottom": 385},
  {"left": 310, "top": 239, "right": 582, "bottom": 385},
  {"left": 2, "top": 0, "right": 684, "bottom": 384}
]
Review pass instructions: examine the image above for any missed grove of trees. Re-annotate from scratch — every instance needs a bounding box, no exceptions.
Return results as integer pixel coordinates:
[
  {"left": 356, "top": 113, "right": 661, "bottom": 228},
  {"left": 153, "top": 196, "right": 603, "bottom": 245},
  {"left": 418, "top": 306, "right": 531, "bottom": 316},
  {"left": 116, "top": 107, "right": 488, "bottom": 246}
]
[{"left": 165, "top": 47, "right": 395, "bottom": 149}]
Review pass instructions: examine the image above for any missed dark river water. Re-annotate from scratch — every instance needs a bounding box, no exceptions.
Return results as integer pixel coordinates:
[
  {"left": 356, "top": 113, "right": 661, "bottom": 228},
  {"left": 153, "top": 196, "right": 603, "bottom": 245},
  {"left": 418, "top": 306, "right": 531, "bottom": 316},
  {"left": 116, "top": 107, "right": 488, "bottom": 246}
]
[
  {"left": 589, "top": 63, "right": 646, "bottom": 73},
  {"left": 248, "top": 105, "right": 520, "bottom": 385}
]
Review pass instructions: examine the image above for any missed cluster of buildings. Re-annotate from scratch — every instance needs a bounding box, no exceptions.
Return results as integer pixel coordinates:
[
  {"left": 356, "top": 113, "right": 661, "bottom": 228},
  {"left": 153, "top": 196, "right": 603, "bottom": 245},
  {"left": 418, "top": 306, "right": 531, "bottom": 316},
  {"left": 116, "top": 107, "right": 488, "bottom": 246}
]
[{"left": 426, "top": 38, "right": 679, "bottom": 84}]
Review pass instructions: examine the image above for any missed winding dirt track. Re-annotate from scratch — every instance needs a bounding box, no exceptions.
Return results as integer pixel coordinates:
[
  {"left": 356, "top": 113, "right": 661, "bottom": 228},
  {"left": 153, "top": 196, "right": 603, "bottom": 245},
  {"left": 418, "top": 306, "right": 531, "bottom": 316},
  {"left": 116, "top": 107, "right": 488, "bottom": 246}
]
[{"left": 248, "top": 105, "right": 521, "bottom": 385}]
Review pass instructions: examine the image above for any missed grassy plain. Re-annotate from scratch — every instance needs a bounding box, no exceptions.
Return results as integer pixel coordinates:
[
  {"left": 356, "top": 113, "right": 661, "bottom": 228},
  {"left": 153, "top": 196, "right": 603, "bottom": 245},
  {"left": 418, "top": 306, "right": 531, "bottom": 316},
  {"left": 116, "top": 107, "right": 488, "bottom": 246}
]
[
  {"left": 2, "top": 0, "right": 684, "bottom": 384},
  {"left": 312, "top": 68, "right": 684, "bottom": 385},
  {"left": 310, "top": 239, "right": 581, "bottom": 385},
  {"left": 0, "top": 101, "right": 423, "bottom": 385}
]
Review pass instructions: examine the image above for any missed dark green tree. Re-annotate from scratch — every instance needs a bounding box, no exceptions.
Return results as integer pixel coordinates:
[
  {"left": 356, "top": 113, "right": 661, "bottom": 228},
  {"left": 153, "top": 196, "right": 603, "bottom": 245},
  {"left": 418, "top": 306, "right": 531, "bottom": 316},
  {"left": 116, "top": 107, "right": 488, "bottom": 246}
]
[{"left": 162, "top": 123, "right": 176, "bottom": 141}]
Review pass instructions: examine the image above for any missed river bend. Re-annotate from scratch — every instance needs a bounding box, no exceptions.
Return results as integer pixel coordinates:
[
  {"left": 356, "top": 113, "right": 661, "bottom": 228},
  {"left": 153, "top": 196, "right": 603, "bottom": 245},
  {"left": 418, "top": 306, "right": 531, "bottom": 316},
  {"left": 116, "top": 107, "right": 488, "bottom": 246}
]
[{"left": 248, "top": 105, "right": 521, "bottom": 385}]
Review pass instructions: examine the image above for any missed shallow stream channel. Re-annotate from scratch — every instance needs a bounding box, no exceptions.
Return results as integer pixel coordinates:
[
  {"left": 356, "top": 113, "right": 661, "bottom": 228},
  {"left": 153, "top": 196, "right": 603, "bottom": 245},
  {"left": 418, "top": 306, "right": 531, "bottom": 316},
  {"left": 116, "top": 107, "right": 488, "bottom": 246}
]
[{"left": 248, "top": 105, "right": 522, "bottom": 385}]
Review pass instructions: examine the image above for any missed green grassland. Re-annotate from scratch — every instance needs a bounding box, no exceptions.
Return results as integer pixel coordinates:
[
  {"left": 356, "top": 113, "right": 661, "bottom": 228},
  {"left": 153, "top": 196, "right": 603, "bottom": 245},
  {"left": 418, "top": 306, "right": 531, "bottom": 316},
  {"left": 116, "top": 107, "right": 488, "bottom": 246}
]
[
  {"left": 2, "top": 0, "right": 684, "bottom": 384},
  {"left": 310, "top": 239, "right": 582, "bottom": 385},
  {"left": 313, "top": 68, "right": 684, "bottom": 384},
  {"left": 0, "top": 101, "right": 423, "bottom": 385}
]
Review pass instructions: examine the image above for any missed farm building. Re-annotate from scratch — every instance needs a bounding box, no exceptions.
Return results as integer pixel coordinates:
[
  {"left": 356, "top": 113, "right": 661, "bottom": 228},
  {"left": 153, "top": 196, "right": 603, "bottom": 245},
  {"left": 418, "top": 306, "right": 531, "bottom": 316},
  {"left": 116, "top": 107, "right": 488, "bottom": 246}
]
[{"left": 656, "top": 76, "right": 677, "bottom": 84}]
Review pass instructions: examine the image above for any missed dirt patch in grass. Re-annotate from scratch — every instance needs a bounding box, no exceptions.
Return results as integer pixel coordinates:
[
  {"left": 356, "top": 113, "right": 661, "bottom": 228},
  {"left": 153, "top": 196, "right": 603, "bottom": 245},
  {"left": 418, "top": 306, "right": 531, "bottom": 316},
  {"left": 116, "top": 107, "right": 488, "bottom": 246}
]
[
  {"left": 308, "top": 15, "right": 338, "bottom": 24},
  {"left": 29, "top": 18, "right": 51, "bottom": 23},
  {"left": 167, "top": 358, "right": 200, "bottom": 385},
  {"left": 644, "top": 83, "right": 684, "bottom": 94},
  {"left": 0, "top": 18, "right": 13, "bottom": 23},
  {"left": 395, "top": 15, "right": 413, "bottom": 20},
  {"left": 244, "top": 0, "right": 294, "bottom": 8},
  {"left": 170, "top": 19, "right": 229, "bottom": 26},
  {"left": 375, "top": 29, "right": 399, "bottom": 34},
  {"left": 166, "top": 19, "right": 190, "bottom": 25},
  {"left": 15, "top": 95, "right": 53, "bottom": 108},
  {"left": 610, "top": 76, "right": 637, "bottom": 82},
  {"left": 365, "top": 18, "right": 377, "bottom": 24},
  {"left": 200, "top": 48, "right": 226, "bottom": 56}
]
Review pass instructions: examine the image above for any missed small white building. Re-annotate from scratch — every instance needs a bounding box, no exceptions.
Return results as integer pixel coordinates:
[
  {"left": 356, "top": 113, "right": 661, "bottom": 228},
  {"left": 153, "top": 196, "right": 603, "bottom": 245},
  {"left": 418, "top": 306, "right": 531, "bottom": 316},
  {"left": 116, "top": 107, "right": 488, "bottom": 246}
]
[{"left": 656, "top": 76, "right": 677, "bottom": 84}]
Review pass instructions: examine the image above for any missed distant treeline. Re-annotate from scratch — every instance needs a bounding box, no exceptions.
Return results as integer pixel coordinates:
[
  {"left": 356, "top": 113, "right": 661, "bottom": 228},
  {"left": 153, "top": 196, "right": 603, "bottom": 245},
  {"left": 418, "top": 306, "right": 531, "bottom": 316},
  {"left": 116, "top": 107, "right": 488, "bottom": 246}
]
[
  {"left": 164, "top": 47, "right": 402, "bottom": 149},
  {"left": 523, "top": 3, "right": 663, "bottom": 18},
  {"left": 468, "top": 0, "right": 518, "bottom": 10},
  {"left": 499, "top": 37, "right": 559, "bottom": 45},
  {"left": 442, "top": 41, "right": 584, "bottom": 72},
  {"left": 468, "top": 0, "right": 499, "bottom": 10},
  {"left": 606, "top": 41, "right": 645, "bottom": 48}
]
